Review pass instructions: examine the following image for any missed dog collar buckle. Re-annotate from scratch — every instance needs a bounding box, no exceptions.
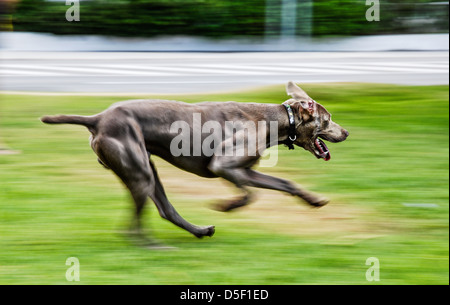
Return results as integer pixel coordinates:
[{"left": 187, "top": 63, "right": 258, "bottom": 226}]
[{"left": 283, "top": 104, "right": 297, "bottom": 150}]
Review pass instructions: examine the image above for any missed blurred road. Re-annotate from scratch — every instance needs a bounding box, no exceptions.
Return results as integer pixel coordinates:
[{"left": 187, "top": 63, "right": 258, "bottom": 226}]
[{"left": 1, "top": 51, "right": 448, "bottom": 94}]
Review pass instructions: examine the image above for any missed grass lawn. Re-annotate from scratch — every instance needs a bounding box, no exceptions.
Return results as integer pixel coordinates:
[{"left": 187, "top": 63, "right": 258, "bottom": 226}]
[{"left": 0, "top": 83, "right": 448, "bottom": 284}]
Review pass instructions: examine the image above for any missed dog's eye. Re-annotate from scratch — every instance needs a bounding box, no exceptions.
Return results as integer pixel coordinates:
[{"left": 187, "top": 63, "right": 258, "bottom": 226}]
[{"left": 322, "top": 120, "right": 329, "bottom": 129}]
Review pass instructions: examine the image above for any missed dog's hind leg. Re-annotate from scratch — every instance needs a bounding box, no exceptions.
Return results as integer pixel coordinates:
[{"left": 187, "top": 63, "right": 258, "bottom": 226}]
[
  {"left": 148, "top": 161, "right": 215, "bottom": 238},
  {"left": 92, "top": 134, "right": 156, "bottom": 244}
]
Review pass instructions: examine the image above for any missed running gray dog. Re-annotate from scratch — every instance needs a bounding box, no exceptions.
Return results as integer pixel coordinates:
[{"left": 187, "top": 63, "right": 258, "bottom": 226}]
[{"left": 41, "top": 82, "right": 349, "bottom": 241}]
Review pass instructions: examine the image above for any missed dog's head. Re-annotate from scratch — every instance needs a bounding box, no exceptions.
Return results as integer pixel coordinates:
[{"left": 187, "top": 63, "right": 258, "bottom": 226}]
[{"left": 283, "top": 81, "right": 349, "bottom": 161}]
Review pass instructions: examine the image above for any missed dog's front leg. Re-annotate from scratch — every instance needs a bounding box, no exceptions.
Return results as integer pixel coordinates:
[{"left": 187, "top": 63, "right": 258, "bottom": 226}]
[
  {"left": 245, "top": 169, "right": 329, "bottom": 207},
  {"left": 208, "top": 128, "right": 328, "bottom": 210},
  {"left": 208, "top": 166, "right": 255, "bottom": 212},
  {"left": 207, "top": 144, "right": 258, "bottom": 212},
  {"left": 209, "top": 156, "right": 328, "bottom": 210}
]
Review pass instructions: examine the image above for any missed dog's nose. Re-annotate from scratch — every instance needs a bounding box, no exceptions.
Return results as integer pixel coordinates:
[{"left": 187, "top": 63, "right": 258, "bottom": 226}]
[{"left": 343, "top": 130, "right": 349, "bottom": 138}]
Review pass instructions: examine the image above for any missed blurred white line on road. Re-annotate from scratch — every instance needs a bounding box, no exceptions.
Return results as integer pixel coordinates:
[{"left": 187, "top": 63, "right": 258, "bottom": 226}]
[
  {"left": 0, "top": 69, "right": 66, "bottom": 76},
  {"left": 90, "top": 79, "right": 335, "bottom": 85},
  {"left": 83, "top": 64, "right": 275, "bottom": 76},
  {"left": 0, "top": 64, "right": 177, "bottom": 76},
  {"left": 1, "top": 52, "right": 448, "bottom": 92},
  {"left": 188, "top": 64, "right": 366, "bottom": 75},
  {"left": 287, "top": 63, "right": 448, "bottom": 74}
]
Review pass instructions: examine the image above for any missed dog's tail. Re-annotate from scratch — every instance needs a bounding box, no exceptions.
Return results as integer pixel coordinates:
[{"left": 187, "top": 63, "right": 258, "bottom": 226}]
[{"left": 41, "top": 114, "right": 99, "bottom": 130}]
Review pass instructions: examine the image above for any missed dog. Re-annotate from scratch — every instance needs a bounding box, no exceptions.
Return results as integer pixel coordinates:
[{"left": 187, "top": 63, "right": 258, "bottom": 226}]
[{"left": 41, "top": 82, "right": 349, "bottom": 241}]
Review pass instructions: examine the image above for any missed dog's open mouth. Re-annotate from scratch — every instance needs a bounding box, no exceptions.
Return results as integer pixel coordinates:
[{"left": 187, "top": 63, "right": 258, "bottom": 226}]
[{"left": 315, "top": 138, "right": 331, "bottom": 161}]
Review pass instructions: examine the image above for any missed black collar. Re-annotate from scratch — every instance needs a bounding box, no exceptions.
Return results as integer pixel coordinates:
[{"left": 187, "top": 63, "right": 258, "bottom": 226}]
[{"left": 283, "top": 104, "right": 297, "bottom": 150}]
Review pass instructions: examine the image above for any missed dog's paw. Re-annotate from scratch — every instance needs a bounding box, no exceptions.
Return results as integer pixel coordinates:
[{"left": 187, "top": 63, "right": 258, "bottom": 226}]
[
  {"left": 210, "top": 202, "right": 230, "bottom": 212},
  {"left": 204, "top": 225, "right": 216, "bottom": 237},
  {"left": 211, "top": 201, "right": 241, "bottom": 212},
  {"left": 194, "top": 225, "right": 216, "bottom": 238},
  {"left": 210, "top": 197, "right": 250, "bottom": 212},
  {"left": 309, "top": 197, "right": 330, "bottom": 208}
]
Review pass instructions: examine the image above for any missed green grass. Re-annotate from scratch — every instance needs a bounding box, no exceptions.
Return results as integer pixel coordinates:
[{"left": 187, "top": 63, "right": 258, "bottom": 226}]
[{"left": 0, "top": 83, "right": 448, "bottom": 285}]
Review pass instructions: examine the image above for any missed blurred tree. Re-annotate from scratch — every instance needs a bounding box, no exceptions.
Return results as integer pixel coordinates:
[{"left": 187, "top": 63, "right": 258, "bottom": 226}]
[
  {"left": 9, "top": 0, "right": 450, "bottom": 37},
  {"left": 0, "top": 0, "right": 18, "bottom": 31}
]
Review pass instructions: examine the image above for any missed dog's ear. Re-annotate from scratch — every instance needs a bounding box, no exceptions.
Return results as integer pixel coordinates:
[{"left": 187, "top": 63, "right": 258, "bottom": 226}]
[
  {"left": 286, "top": 81, "right": 311, "bottom": 100},
  {"left": 299, "top": 100, "right": 316, "bottom": 115},
  {"left": 283, "top": 99, "right": 316, "bottom": 117}
]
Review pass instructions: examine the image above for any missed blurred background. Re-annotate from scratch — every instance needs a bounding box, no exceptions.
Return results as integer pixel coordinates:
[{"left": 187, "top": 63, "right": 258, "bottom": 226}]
[
  {"left": 4, "top": 0, "right": 450, "bottom": 38},
  {"left": 0, "top": 0, "right": 448, "bottom": 285},
  {"left": 0, "top": 0, "right": 449, "bottom": 52}
]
